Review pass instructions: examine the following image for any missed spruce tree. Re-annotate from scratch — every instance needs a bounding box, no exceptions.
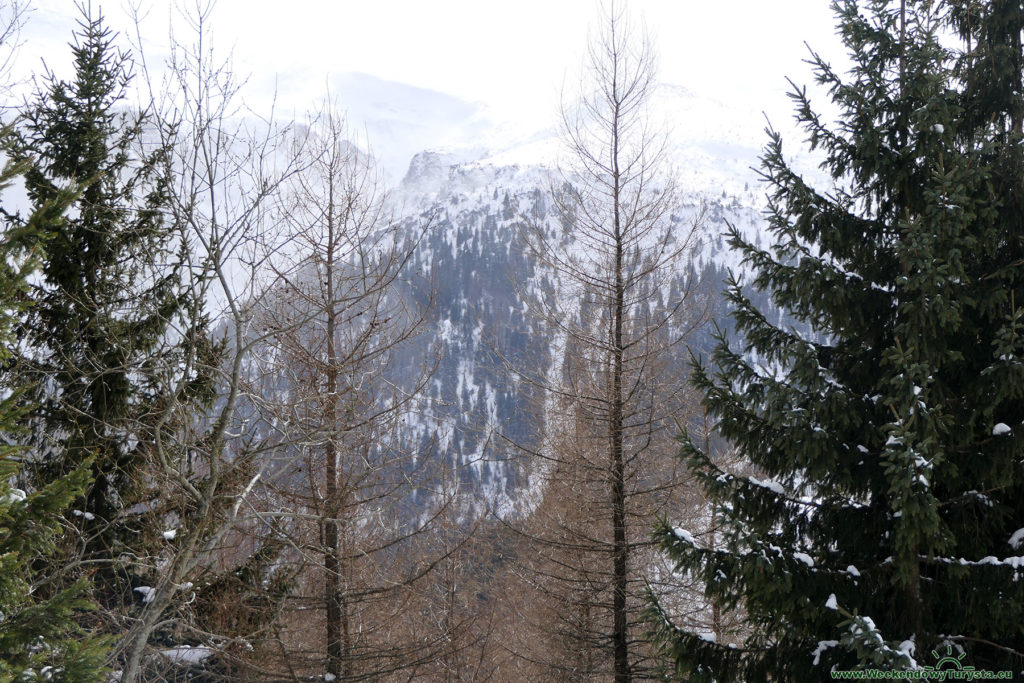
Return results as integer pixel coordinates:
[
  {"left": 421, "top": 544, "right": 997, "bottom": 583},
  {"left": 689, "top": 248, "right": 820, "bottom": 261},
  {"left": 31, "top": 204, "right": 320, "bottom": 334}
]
[
  {"left": 7, "top": 6, "right": 205, "bottom": 608},
  {"left": 0, "top": 129, "right": 109, "bottom": 682},
  {"left": 651, "top": 0, "right": 1024, "bottom": 679}
]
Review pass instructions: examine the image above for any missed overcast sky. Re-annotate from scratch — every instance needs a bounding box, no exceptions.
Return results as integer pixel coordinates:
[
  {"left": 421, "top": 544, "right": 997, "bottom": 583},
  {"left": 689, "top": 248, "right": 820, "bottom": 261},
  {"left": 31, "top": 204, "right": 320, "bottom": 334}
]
[
  {"left": 10, "top": 1, "right": 848, "bottom": 183},
  {"left": 16, "top": 1, "right": 843, "bottom": 115}
]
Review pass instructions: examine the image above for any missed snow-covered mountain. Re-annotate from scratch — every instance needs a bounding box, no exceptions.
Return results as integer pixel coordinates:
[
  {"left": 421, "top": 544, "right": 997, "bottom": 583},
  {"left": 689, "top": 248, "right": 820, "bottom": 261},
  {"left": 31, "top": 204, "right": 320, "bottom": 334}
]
[
  {"left": 329, "top": 72, "right": 819, "bottom": 194},
  {"left": 250, "top": 73, "right": 820, "bottom": 517},
  {"left": 385, "top": 155, "right": 766, "bottom": 516}
]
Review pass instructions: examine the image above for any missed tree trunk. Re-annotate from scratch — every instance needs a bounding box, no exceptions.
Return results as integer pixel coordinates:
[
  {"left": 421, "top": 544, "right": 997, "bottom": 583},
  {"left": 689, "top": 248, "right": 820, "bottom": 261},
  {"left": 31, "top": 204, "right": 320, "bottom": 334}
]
[
  {"left": 120, "top": 588, "right": 172, "bottom": 681},
  {"left": 324, "top": 204, "right": 344, "bottom": 680},
  {"left": 610, "top": 109, "right": 630, "bottom": 683}
]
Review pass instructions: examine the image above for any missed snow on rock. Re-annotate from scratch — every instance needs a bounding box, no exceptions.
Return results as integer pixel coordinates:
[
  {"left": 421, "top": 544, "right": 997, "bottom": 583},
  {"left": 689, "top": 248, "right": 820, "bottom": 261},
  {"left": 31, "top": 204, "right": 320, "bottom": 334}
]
[
  {"left": 825, "top": 593, "right": 839, "bottom": 611},
  {"left": 1009, "top": 528, "right": 1024, "bottom": 550},
  {"left": 965, "top": 490, "right": 995, "bottom": 507},
  {"left": 162, "top": 529, "right": 178, "bottom": 541},
  {"left": 71, "top": 509, "right": 95, "bottom": 520},
  {"left": 811, "top": 640, "right": 839, "bottom": 666},
  {"left": 698, "top": 631, "right": 717, "bottom": 643},
  {"left": 134, "top": 586, "right": 156, "bottom": 604},
  {"left": 672, "top": 527, "right": 695, "bottom": 545},
  {"left": 992, "top": 423, "right": 1012, "bottom": 436},
  {"left": 939, "top": 555, "right": 1024, "bottom": 569},
  {"left": 2, "top": 488, "right": 26, "bottom": 504},
  {"left": 793, "top": 552, "right": 815, "bottom": 567},
  {"left": 159, "top": 646, "right": 214, "bottom": 664},
  {"left": 748, "top": 476, "right": 785, "bottom": 495},
  {"left": 898, "top": 638, "right": 916, "bottom": 665}
]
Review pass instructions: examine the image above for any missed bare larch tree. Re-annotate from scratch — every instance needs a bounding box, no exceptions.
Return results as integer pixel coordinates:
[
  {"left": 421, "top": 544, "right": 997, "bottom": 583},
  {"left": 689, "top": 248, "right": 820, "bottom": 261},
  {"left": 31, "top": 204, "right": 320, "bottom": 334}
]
[
  {"left": 507, "top": 3, "right": 708, "bottom": 681},
  {"left": 250, "top": 106, "right": 470, "bottom": 680}
]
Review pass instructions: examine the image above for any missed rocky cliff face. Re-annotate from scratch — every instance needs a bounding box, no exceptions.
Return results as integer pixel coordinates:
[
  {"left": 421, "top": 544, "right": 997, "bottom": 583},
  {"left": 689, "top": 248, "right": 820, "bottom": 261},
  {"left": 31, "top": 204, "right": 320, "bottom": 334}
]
[
  {"left": 229, "top": 78, "right": 825, "bottom": 519},
  {"left": 381, "top": 149, "right": 782, "bottom": 516}
]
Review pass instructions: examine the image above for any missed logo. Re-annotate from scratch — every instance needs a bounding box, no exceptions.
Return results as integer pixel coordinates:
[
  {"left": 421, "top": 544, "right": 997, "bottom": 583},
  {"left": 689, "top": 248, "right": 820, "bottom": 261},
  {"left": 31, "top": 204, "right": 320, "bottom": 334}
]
[
  {"left": 829, "top": 642, "right": 1014, "bottom": 680},
  {"left": 925, "top": 645, "right": 974, "bottom": 673}
]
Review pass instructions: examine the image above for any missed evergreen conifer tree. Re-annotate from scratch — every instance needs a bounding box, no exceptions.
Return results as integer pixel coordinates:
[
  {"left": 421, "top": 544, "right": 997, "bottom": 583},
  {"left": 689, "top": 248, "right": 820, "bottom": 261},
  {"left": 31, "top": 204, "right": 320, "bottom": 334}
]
[
  {"left": 6, "top": 5, "right": 208, "bottom": 611},
  {"left": 651, "top": 1, "right": 1024, "bottom": 679},
  {"left": 0, "top": 129, "right": 109, "bottom": 683}
]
